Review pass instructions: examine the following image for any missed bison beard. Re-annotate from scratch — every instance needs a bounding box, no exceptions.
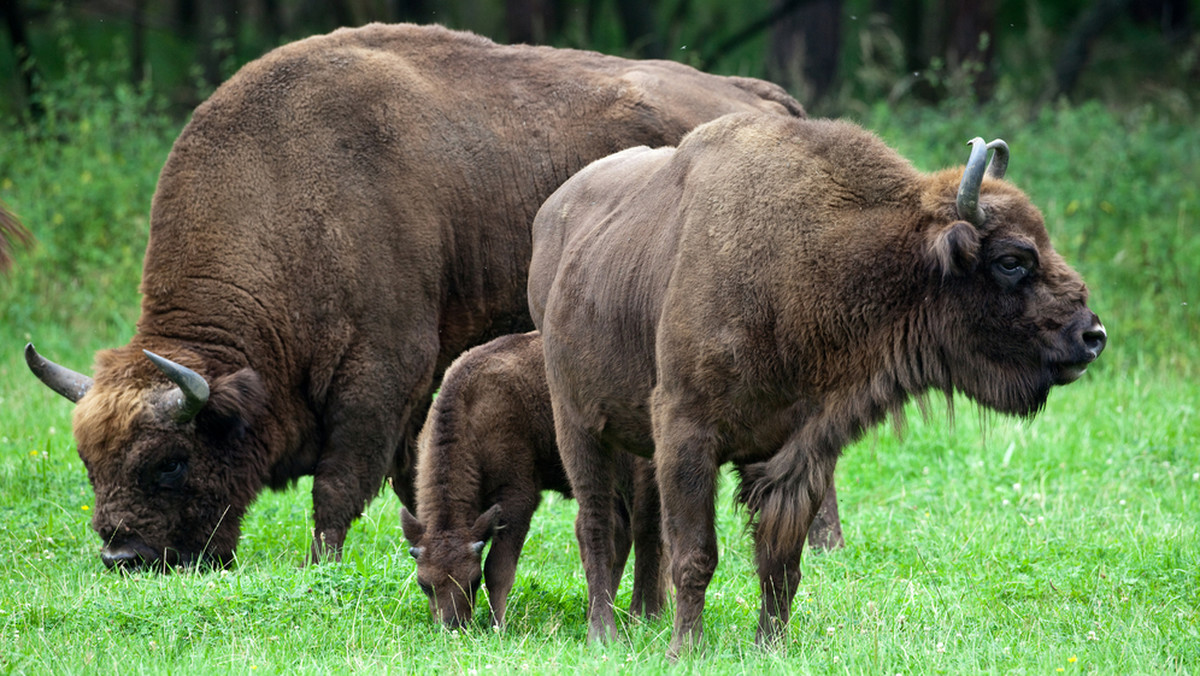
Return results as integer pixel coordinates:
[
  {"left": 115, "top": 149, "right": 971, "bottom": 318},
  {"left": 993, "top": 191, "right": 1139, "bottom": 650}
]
[
  {"left": 529, "top": 114, "right": 1105, "bottom": 653},
  {"left": 25, "top": 23, "right": 804, "bottom": 571}
]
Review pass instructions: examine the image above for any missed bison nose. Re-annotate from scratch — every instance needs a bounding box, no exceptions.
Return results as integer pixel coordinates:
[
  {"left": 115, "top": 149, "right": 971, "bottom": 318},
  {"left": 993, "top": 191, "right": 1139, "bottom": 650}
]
[
  {"left": 441, "top": 614, "right": 469, "bottom": 630},
  {"left": 101, "top": 544, "right": 159, "bottom": 571},
  {"left": 1081, "top": 322, "right": 1107, "bottom": 361},
  {"left": 101, "top": 548, "right": 141, "bottom": 570}
]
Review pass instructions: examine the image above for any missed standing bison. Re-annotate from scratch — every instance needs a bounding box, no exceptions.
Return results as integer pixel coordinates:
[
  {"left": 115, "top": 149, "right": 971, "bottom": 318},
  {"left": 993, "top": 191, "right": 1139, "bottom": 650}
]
[
  {"left": 400, "top": 331, "right": 662, "bottom": 628},
  {"left": 529, "top": 113, "right": 1106, "bottom": 652},
  {"left": 24, "top": 23, "right": 804, "bottom": 570}
]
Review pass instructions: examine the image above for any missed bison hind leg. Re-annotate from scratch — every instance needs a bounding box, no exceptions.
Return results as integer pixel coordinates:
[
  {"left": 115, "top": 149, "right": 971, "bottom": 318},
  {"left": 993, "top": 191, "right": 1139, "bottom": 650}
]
[{"left": 628, "top": 458, "right": 665, "bottom": 618}]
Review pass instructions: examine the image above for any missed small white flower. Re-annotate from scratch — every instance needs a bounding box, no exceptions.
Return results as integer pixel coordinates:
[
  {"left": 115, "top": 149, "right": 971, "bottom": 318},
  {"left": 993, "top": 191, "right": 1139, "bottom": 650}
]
[{"left": 1012, "top": 483, "right": 1022, "bottom": 492}]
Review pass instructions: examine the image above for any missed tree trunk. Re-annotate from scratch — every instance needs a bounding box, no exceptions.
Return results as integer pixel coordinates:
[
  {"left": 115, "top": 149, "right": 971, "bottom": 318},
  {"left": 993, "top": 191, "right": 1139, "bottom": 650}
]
[
  {"left": 132, "top": 0, "right": 147, "bottom": 86},
  {"left": 941, "top": 0, "right": 997, "bottom": 100},
  {"left": 1050, "top": 0, "right": 1134, "bottom": 101},
  {"left": 506, "top": 0, "right": 555, "bottom": 44},
  {"left": 768, "top": 0, "right": 841, "bottom": 103},
  {"left": 614, "top": 0, "right": 664, "bottom": 58},
  {"left": 2, "top": 0, "right": 44, "bottom": 120}
]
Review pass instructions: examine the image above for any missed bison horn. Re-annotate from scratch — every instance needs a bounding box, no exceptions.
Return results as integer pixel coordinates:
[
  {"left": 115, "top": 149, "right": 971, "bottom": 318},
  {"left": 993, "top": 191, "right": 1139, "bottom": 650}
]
[
  {"left": 143, "top": 350, "right": 210, "bottom": 422},
  {"left": 25, "top": 343, "right": 94, "bottom": 402},
  {"left": 956, "top": 137, "right": 1009, "bottom": 226}
]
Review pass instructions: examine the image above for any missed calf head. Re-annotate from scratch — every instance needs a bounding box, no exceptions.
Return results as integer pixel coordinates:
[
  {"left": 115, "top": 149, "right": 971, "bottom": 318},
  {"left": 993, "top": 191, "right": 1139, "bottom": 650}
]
[
  {"left": 26, "top": 344, "right": 267, "bottom": 571},
  {"left": 920, "top": 138, "right": 1106, "bottom": 415},
  {"left": 401, "top": 505, "right": 501, "bottom": 628}
]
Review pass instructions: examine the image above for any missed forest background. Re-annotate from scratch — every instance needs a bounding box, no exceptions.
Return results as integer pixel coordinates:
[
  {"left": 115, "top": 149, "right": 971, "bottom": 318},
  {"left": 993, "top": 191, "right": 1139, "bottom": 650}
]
[{"left": 0, "top": 0, "right": 1197, "bottom": 673}]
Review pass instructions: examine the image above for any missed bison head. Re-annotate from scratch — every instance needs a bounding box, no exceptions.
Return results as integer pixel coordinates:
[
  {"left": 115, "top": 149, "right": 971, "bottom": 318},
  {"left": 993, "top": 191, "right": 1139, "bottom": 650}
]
[
  {"left": 921, "top": 138, "right": 1106, "bottom": 415},
  {"left": 26, "top": 343, "right": 267, "bottom": 571},
  {"left": 400, "top": 504, "right": 501, "bottom": 628}
]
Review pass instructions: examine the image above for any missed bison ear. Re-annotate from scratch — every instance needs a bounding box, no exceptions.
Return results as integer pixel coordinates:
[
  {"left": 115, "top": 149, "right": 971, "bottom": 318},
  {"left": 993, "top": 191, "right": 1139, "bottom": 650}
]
[
  {"left": 927, "top": 220, "right": 981, "bottom": 279},
  {"left": 199, "top": 368, "right": 266, "bottom": 442},
  {"left": 400, "top": 507, "right": 425, "bottom": 544},
  {"left": 471, "top": 504, "right": 502, "bottom": 543}
]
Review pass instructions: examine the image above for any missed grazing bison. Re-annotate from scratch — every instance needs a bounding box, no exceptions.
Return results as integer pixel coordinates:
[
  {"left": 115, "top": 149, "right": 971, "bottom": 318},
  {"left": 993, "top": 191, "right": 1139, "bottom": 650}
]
[
  {"left": 24, "top": 23, "right": 805, "bottom": 570},
  {"left": 399, "top": 331, "right": 662, "bottom": 628},
  {"left": 0, "top": 202, "right": 31, "bottom": 273},
  {"left": 529, "top": 113, "right": 1106, "bottom": 652}
]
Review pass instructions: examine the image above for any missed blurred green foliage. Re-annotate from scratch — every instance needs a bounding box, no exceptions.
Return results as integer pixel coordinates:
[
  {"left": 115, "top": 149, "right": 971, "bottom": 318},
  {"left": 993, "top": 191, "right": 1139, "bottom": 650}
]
[
  {"left": 2, "top": 1, "right": 1198, "bottom": 120},
  {"left": 0, "top": 6, "right": 1196, "bottom": 672}
]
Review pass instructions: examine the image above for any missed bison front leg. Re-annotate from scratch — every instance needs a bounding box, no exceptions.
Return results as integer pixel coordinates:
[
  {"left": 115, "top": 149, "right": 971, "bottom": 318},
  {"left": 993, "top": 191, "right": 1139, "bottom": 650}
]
[
  {"left": 554, "top": 417, "right": 621, "bottom": 643},
  {"left": 310, "top": 348, "right": 433, "bottom": 563},
  {"left": 749, "top": 448, "right": 837, "bottom": 646},
  {"left": 806, "top": 479, "right": 845, "bottom": 551},
  {"left": 654, "top": 414, "right": 720, "bottom": 657}
]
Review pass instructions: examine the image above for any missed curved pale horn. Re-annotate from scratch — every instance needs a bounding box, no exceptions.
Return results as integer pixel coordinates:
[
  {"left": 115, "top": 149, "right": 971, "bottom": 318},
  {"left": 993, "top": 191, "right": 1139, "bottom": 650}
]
[
  {"left": 985, "top": 139, "right": 1009, "bottom": 179},
  {"left": 143, "top": 350, "right": 210, "bottom": 422},
  {"left": 25, "top": 343, "right": 93, "bottom": 402},
  {"left": 955, "top": 137, "right": 1009, "bottom": 225}
]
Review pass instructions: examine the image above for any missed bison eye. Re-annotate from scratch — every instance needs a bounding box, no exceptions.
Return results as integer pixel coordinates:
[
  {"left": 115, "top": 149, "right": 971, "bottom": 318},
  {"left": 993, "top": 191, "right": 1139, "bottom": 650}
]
[
  {"left": 992, "top": 254, "right": 1030, "bottom": 287},
  {"left": 157, "top": 459, "right": 187, "bottom": 487}
]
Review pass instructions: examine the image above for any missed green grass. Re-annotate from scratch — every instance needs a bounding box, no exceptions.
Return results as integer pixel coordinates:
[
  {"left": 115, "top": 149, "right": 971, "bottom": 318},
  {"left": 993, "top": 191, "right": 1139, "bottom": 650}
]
[{"left": 1, "top": 64, "right": 1197, "bottom": 672}]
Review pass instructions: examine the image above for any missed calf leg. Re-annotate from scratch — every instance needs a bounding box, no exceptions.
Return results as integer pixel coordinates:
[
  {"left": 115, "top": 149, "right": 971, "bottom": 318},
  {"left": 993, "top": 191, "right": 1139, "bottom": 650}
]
[
  {"left": 611, "top": 490, "right": 633, "bottom": 598},
  {"left": 483, "top": 514, "right": 533, "bottom": 628}
]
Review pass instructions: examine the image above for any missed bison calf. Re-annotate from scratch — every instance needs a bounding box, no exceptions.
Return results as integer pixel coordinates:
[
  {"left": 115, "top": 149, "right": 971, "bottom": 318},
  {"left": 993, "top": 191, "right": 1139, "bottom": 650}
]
[
  {"left": 400, "top": 331, "right": 663, "bottom": 629},
  {"left": 529, "top": 113, "right": 1105, "bottom": 652}
]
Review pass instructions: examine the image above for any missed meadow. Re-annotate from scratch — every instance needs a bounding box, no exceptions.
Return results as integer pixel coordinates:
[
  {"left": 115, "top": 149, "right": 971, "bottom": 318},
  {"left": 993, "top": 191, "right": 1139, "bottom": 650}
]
[{"left": 0, "top": 56, "right": 1197, "bottom": 673}]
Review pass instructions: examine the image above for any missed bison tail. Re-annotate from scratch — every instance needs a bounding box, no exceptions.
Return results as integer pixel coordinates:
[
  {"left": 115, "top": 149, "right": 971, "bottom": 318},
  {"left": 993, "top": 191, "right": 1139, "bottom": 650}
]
[{"left": 735, "top": 444, "right": 836, "bottom": 555}]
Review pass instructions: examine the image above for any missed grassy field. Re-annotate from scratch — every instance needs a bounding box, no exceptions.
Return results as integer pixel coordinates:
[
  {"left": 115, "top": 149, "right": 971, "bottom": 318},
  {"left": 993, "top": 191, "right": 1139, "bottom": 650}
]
[{"left": 0, "top": 68, "right": 1197, "bottom": 672}]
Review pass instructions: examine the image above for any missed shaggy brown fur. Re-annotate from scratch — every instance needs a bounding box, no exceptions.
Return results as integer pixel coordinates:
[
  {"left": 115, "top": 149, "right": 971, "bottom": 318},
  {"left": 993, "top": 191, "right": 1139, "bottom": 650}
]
[
  {"left": 529, "top": 114, "right": 1105, "bottom": 652},
  {"left": 399, "top": 331, "right": 662, "bottom": 628},
  {"left": 0, "top": 203, "right": 31, "bottom": 273},
  {"left": 27, "top": 23, "right": 804, "bottom": 570}
]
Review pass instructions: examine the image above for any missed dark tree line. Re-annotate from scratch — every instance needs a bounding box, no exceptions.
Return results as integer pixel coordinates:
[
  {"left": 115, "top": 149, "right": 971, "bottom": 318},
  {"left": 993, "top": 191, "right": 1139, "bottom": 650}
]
[{"left": 2, "top": 0, "right": 1195, "bottom": 120}]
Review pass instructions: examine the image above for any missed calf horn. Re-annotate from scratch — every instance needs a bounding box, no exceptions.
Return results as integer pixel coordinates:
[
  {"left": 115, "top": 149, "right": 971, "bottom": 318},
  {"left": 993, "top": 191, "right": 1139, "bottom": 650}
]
[
  {"left": 143, "top": 350, "right": 210, "bottom": 422},
  {"left": 956, "top": 137, "right": 1009, "bottom": 226},
  {"left": 25, "top": 343, "right": 94, "bottom": 402}
]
